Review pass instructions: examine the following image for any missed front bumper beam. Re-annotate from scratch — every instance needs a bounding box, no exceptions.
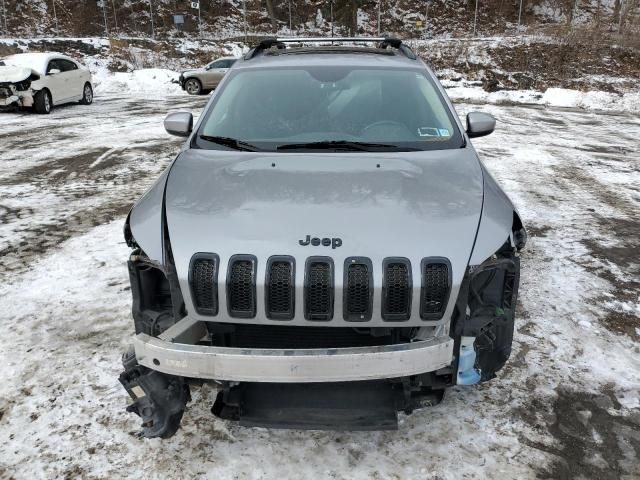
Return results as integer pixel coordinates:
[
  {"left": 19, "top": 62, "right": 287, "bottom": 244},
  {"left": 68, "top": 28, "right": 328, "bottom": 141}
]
[{"left": 132, "top": 317, "right": 454, "bottom": 383}]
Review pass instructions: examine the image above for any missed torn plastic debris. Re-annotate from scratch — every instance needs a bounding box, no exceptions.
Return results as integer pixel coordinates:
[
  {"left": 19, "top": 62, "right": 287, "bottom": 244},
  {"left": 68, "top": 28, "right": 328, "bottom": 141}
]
[{"left": 457, "top": 336, "right": 481, "bottom": 385}]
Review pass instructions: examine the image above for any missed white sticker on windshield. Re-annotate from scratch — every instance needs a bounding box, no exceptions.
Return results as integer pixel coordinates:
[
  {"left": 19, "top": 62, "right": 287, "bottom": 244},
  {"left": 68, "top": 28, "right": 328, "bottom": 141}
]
[
  {"left": 438, "top": 128, "right": 450, "bottom": 137},
  {"left": 418, "top": 127, "right": 440, "bottom": 137}
]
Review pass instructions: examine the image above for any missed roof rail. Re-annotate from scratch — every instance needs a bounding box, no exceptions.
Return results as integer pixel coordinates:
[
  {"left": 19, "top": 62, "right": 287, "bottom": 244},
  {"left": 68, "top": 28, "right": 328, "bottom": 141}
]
[{"left": 244, "top": 37, "right": 417, "bottom": 60}]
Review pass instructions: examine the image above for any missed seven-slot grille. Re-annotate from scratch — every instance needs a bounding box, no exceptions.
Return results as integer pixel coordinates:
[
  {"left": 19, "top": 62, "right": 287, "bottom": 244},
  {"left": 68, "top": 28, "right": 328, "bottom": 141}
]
[
  {"left": 189, "top": 254, "right": 452, "bottom": 322},
  {"left": 189, "top": 253, "right": 219, "bottom": 315},
  {"left": 420, "top": 259, "right": 451, "bottom": 320},
  {"left": 265, "top": 256, "right": 295, "bottom": 320},
  {"left": 227, "top": 255, "right": 257, "bottom": 318}
]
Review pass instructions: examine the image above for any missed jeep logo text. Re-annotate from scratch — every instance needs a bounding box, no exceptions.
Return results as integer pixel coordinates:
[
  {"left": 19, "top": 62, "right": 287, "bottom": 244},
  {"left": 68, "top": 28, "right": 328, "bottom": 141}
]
[{"left": 299, "top": 235, "right": 342, "bottom": 249}]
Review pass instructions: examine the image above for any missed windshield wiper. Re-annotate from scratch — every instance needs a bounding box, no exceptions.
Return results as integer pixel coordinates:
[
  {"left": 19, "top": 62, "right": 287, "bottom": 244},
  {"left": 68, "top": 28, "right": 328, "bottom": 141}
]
[
  {"left": 199, "top": 135, "right": 261, "bottom": 152},
  {"left": 277, "top": 140, "right": 415, "bottom": 152}
]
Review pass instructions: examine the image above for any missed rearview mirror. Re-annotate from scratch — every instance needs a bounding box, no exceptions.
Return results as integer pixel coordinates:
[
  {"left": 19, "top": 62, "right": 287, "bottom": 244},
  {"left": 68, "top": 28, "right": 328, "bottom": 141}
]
[
  {"left": 48, "top": 68, "right": 61, "bottom": 75},
  {"left": 164, "top": 112, "right": 193, "bottom": 137},
  {"left": 466, "top": 112, "right": 496, "bottom": 138}
]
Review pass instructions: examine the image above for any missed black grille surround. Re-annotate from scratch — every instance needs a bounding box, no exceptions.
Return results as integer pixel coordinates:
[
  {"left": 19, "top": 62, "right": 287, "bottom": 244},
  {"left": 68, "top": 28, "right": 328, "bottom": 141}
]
[
  {"left": 304, "top": 257, "right": 334, "bottom": 321},
  {"left": 265, "top": 256, "right": 295, "bottom": 320},
  {"left": 227, "top": 255, "right": 257, "bottom": 318},
  {"left": 381, "top": 257, "right": 412, "bottom": 321},
  {"left": 188, "top": 253, "right": 219, "bottom": 316},
  {"left": 343, "top": 257, "right": 374, "bottom": 322},
  {"left": 419, "top": 258, "right": 452, "bottom": 320},
  {"left": 188, "top": 254, "right": 455, "bottom": 324}
]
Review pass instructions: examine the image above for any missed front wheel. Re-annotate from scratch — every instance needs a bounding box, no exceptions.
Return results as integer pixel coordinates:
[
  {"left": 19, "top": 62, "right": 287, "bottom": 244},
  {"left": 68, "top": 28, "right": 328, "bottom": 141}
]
[
  {"left": 33, "top": 89, "right": 52, "bottom": 114},
  {"left": 80, "top": 82, "right": 93, "bottom": 105},
  {"left": 184, "top": 78, "right": 202, "bottom": 95}
]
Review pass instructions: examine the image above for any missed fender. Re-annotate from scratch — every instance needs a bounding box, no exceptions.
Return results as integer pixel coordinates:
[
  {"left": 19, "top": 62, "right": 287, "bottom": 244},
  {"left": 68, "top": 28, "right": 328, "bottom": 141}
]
[{"left": 469, "top": 165, "right": 527, "bottom": 265}]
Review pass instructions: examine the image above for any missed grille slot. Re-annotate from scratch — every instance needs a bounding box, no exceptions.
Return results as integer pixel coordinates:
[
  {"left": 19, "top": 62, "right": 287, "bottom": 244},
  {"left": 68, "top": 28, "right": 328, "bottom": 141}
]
[
  {"left": 227, "top": 255, "right": 257, "bottom": 318},
  {"left": 265, "top": 256, "right": 295, "bottom": 320},
  {"left": 343, "top": 258, "right": 373, "bottom": 322},
  {"left": 382, "top": 258, "right": 412, "bottom": 321},
  {"left": 304, "top": 257, "right": 334, "bottom": 321},
  {"left": 189, "top": 253, "right": 219, "bottom": 316},
  {"left": 420, "top": 259, "right": 451, "bottom": 320}
]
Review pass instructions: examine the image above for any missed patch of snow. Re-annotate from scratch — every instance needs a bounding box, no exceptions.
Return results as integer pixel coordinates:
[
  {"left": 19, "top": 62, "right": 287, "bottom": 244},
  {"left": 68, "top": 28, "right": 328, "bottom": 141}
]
[
  {"left": 446, "top": 85, "right": 640, "bottom": 114},
  {"left": 93, "top": 67, "right": 183, "bottom": 96}
]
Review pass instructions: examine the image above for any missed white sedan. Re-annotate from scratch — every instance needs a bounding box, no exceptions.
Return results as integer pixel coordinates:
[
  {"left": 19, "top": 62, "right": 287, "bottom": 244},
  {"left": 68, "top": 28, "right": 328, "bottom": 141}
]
[{"left": 0, "top": 52, "right": 93, "bottom": 114}]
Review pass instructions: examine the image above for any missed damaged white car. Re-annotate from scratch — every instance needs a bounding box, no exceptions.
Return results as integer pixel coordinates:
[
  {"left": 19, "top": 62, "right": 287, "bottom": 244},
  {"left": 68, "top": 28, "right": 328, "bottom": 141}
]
[{"left": 0, "top": 52, "right": 93, "bottom": 114}]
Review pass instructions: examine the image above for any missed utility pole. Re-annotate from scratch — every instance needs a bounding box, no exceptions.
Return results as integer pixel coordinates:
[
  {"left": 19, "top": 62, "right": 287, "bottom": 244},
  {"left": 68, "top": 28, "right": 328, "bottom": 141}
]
[
  {"left": 52, "top": 0, "right": 59, "bottom": 34},
  {"left": 101, "top": 0, "right": 108, "bottom": 36},
  {"left": 243, "top": 0, "right": 247, "bottom": 43},
  {"left": 148, "top": 0, "right": 155, "bottom": 38},
  {"left": 112, "top": 0, "right": 118, "bottom": 32},
  {"left": 288, "top": 0, "right": 292, "bottom": 33},
  {"left": 198, "top": 1, "right": 201, "bottom": 38},
  {"left": 518, "top": 0, "right": 523, "bottom": 26},
  {"left": 1, "top": 0, "right": 6, "bottom": 35},
  {"left": 1, "top": 0, "right": 5, "bottom": 35},
  {"left": 330, "top": 0, "right": 334, "bottom": 37},
  {"left": 425, "top": 1, "right": 429, "bottom": 38},
  {"left": 377, "top": 0, "right": 381, "bottom": 36},
  {"left": 473, "top": 0, "right": 478, "bottom": 36}
]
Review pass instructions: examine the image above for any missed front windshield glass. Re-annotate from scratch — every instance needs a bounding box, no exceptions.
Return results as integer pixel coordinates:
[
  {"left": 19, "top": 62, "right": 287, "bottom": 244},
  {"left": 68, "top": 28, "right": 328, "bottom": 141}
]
[{"left": 196, "top": 66, "right": 462, "bottom": 151}]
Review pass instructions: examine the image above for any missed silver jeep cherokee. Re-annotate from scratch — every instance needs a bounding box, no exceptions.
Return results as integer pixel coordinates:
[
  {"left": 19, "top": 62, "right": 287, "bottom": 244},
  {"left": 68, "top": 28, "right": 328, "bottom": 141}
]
[{"left": 120, "top": 37, "right": 526, "bottom": 438}]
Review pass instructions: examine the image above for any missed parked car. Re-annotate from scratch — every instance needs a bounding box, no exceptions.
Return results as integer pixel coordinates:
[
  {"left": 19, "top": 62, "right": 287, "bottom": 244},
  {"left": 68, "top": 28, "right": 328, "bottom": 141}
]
[
  {"left": 119, "top": 37, "right": 527, "bottom": 438},
  {"left": 178, "top": 56, "right": 237, "bottom": 95},
  {"left": 0, "top": 52, "right": 93, "bottom": 114}
]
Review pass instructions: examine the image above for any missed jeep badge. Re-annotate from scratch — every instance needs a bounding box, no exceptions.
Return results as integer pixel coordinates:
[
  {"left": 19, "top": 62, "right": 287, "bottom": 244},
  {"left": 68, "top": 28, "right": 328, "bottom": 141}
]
[{"left": 299, "top": 235, "right": 342, "bottom": 249}]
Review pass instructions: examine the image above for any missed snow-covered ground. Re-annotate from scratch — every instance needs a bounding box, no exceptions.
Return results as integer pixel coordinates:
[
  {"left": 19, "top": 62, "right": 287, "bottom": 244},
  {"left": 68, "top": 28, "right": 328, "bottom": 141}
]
[
  {"left": 0, "top": 91, "right": 639, "bottom": 479},
  {"left": 445, "top": 82, "right": 640, "bottom": 114}
]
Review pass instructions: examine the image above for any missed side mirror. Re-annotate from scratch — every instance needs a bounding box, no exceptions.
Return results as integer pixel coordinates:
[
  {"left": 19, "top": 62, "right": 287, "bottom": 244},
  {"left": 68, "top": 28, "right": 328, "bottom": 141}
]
[
  {"left": 466, "top": 112, "right": 496, "bottom": 138},
  {"left": 164, "top": 112, "right": 193, "bottom": 137},
  {"left": 48, "top": 68, "right": 61, "bottom": 75}
]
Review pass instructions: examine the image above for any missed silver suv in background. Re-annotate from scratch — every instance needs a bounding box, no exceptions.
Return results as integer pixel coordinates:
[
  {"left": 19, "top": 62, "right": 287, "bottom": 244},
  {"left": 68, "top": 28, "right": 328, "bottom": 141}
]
[
  {"left": 120, "top": 37, "right": 527, "bottom": 438},
  {"left": 178, "top": 56, "right": 237, "bottom": 95}
]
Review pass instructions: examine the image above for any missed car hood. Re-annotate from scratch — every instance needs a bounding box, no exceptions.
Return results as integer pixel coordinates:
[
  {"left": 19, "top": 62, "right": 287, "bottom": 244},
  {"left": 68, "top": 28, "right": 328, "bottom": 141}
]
[
  {"left": 0, "top": 66, "right": 34, "bottom": 83},
  {"left": 181, "top": 68, "right": 205, "bottom": 76},
  {"left": 164, "top": 148, "right": 485, "bottom": 324}
]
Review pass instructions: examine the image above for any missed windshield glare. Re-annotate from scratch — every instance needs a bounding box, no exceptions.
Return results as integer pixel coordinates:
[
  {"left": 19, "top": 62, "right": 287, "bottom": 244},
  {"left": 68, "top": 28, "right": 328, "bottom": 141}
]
[{"left": 197, "top": 66, "right": 461, "bottom": 151}]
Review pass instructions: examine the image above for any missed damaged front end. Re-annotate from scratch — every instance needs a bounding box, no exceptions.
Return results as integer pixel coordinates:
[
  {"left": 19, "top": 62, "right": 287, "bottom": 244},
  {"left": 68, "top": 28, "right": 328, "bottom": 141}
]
[
  {"left": 452, "top": 241, "right": 522, "bottom": 385},
  {"left": 0, "top": 68, "right": 38, "bottom": 109},
  {"left": 119, "top": 203, "right": 193, "bottom": 437}
]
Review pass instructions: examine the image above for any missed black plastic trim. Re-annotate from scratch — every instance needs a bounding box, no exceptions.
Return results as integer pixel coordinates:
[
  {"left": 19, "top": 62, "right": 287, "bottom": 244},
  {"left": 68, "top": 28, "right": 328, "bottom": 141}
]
[
  {"left": 265, "top": 255, "right": 296, "bottom": 320},
  {"left": 343, "top": 257, "right": 374, "bottom": 322},
  {"left": 419, "top": 257, "right": 452, "bottom": 320},
  {"left": 381, "top": 257, "right": 412, "bottom": 322},
  {"left": 226, "top": 254, "right": 257, "bottom": 319},
  {"left": 304, "top": 256, "right": 334, "bottom": 321},
  {"left": 188, "top": 253, "right": 219, "bottom": 316}
]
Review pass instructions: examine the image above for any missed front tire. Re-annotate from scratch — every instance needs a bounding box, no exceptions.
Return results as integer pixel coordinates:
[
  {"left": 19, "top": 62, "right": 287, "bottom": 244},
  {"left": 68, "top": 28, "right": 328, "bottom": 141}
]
[
  {"left": 33, "top": 89, "right": 52, "bottom": 114},
  {"left": 184, "top": 78, "right": 202, "bottom": 95},
  {"left": 80, "top": 82, "right": 93, "bottom": 105}
]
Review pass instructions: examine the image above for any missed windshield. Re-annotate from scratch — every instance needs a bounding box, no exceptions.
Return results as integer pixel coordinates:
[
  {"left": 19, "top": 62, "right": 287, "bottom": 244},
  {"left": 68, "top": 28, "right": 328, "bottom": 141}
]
[{"left": 196, "top": 66, "right": 462, "bottom": 152}]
